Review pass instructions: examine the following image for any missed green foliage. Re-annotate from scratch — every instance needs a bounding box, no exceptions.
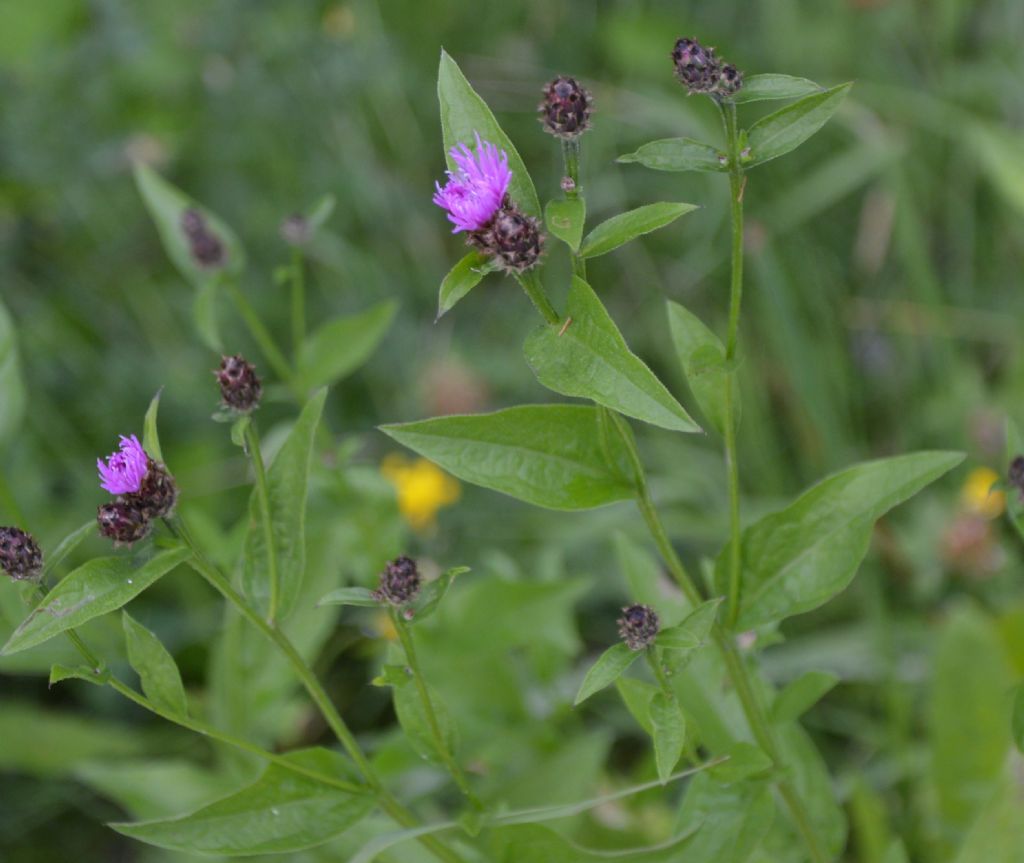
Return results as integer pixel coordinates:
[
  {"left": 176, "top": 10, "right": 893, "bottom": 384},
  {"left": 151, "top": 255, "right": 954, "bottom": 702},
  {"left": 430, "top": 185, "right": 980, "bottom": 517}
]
[
  {"left": 0, "top": 298, "right": 26, "bottom": 446},
  {"left": 545, "top": 198, "right": 586, "bottom": 251},
  {"left": 666, "top": 299, "right": 735, "bottom": 436},
  {"left": 575, "top": 642, "right": 641, "bottom": 705},
  {"left": 437, "top": 251, "right": 495, "bottom": 318},
  {"left": 122, "top": 610, "right": 188, "bottom": 716},
  {"left": 731, "top": 74, "right": 822, "bottom": 104},
  {"left": 744, "top": 83, "right": 853, "bottom": 167},
  {"left": 770, "top": 670, "right": 839, "bottom": 724},
  {"left": 297, "top": 301, "right": 397, "bottom": 391},
  {"left": 617, "top": 138, "right": 727, "bottom": 173},
  {"left": 579, "top": 202, "right": 698, "bottom": 259},
  {"left": 649, "top": 692, "right": 686, "bottom": 782}
]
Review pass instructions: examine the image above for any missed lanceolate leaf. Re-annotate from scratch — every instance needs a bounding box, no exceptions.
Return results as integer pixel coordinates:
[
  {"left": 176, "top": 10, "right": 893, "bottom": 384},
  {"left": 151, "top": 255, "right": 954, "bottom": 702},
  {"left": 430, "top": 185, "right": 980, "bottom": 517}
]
[
  {"left": 2, "top": 547, "right": 191, "bottom": 656},
  {"left": 122, "top": 611, "right": 188, "bottom": 716},
  {"left": 770, "top": 670, "right": 839, "bottom": 724},
  {"left": 745, "top": 83, "right": 852, "bottom": 167},
  {"left": 525, "top": 278, "right": 700, "bottom": 433},
  {"left": 545, "top": 198, "right": 586, "bottom": 251},
  {"left": 650, "top": 693, "right": 686, "bottom": 783},
  {"left": 134, "top": 164, "right": 244, "bottom": 286},
  {"left": 242, "top": 389, "right": 327, "bottom": 619},
  {"left": 381, "top": 665, "right": 459, "bottom": 763},
  {"left": 438, "top": 49, "right": 539, "bottom": 217},
  {"left": 297, "top": 301, "right": 396, "bottom": 391},
  {"left": 142, "top": 389, "right": 165, "bottom": 464},
  {"left": 575, "top": 642, "right": 642, "bottom": 705},
  {"left": 316, "top": 587, "right": 379, "bottom": 608},
  {"left": 380, "top": 405, "right": 636, "bottom": 510},
  {"left": 655, "top": 598, "right": 721, "bottom": 652},
  {"left": 579, "top": 203, "right": 698, "bottom": 259},
  {"left": 666, "top": 300, "right": 735, "bottom": 436},
  {"left": 732, "top": 74, "right": 822, "bottom": 104},
  {"left": 111, "top": 749, "right": 373, "bottom": 855},
  {"left": 617, "top": 138, "right": 726, "bottom": 173},
  {"left": 674, "top": 773, "right": 775, "bottom": 863},
  {"left": 437, "top": 251, "right": 495, "bottom": 319},
  {"left": 722, "top": 451, "right": 964, "bottom": 629}
]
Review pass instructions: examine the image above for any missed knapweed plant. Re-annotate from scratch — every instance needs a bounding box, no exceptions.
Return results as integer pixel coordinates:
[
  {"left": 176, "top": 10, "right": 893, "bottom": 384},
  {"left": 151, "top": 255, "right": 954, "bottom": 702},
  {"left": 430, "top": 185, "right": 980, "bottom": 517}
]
[{"left": 0, "top": 39, "right": 970, "bottom": 863}]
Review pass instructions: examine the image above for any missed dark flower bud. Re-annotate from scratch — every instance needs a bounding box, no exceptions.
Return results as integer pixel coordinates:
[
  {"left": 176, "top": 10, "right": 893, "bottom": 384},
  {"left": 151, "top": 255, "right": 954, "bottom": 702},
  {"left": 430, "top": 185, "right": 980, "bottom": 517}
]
[
  {"left": 539, "top": 76, "right": 593, "bottom": 140},
  {"left": 1009, "top": 456, "right": 1024, "bottom": 498},
  {"left": 471, "top": 202, "right": 544, "bottom": 273},
  {"left": 216, "top": 354, "right": 262, "bottom": 414},
  {"left": 716, "top": 64, "right": 744, "bottom": 97},
  {"left": 97, "top": 502, "right": 151, "bottom": 547},
  {"left": 279, "top": 214, "right": 310, "bottom": 247},
  {"left": 671, "top": 37, "right": 721, "bottom": 94},
  {"left": 617, "top": 603, "right": 660, "bottom": 651},
  {"left": 180, "top": 207, "right": 225, "bottom": 268},
  {"left": 373, "top": 555, "right": 422, "bottom": 606},
  {"left": 127, "top": 459, "right": 178, "bottom": 520},
  {"left": 0, "top": 526, "right": 43, "bottom": 581}
]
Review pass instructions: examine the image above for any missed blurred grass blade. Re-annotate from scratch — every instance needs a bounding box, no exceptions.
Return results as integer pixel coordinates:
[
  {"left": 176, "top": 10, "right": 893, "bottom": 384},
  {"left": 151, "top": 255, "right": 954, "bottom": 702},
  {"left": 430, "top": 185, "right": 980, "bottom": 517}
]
[
  {"left": 0, "top": 298, "right": 26, "bottom": 446},
  {"left": 297, "top": 301, "right": 396, "bottom": 391}
]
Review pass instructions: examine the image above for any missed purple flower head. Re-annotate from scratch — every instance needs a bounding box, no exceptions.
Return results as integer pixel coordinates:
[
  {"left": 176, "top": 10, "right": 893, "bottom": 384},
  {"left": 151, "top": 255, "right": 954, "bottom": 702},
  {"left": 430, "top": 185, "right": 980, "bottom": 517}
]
[
  {"left": 432, "top": 132, "right": 511, "bottom": 233},
  {"left": 97, "top": 435, "right": 149, "bottom": 495}
]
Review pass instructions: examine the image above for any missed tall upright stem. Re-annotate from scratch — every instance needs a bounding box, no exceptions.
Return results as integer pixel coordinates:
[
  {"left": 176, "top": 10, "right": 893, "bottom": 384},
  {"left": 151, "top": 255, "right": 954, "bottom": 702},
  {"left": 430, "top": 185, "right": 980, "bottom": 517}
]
[
  {"left": 719, "top": 100, "right": 745, "bottom": 629},
  {"left": 224, "top": 280, "right": 295, "bottom": 387},
  {"left": 515, "top": 270, "right": 560, "bottom": 324}
]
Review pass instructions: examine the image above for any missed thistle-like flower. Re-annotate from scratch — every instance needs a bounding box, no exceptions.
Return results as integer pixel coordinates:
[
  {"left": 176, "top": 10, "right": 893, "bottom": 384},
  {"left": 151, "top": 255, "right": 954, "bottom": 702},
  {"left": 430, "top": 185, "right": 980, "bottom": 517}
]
[
  {"left": 98, "top": 435, "right": 149, "bottom": 495},
  {"left": 216, "top": 354, "right": 262, "bottom": 413},
  {"left": 671, "top": 37, "right": 721, "bottom": 94},
  {"left": 0, "top": 526, "right": 43, "bottom": 581},
  {"left": 432, "top": 133, "right": 512, "bottom": 234},
  {"left": 539, "top": 76, "right": 592, "bottom": 139},
  {"left": 373, "top": 555, "right": 422, "bottom": 607},
  {"left": 97, "top": 502, "right": 151, "bottom": 547},
  {"left": 617, "top": 603, "right": 660, "bottom": 651}
]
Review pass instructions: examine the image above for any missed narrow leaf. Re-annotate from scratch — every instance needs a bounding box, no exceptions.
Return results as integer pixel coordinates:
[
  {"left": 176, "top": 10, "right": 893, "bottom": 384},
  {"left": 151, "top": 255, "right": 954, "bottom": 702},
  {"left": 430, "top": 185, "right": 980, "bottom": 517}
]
[
  {"left": 725, "top": 451, "right": 964, "bottom": 629},
  {"left": 42, "top": 520, "right": 97, "bottom": 579},
  {"left": 438, "top": 49, "right": 539, "bottom": 216},
  {"left": 298, "top": 301, "right": 396, "bottom": 391},
  {"left": 655, "top": 598, "right": 721, "bottom": 651},
  {"left": 709, "top": 741, "right": 773, "bottom": 783},
  {"left": 122, "top": 611, "right": 188, "bottom": 716},
  {"left": 2, "top": 547, "right": 191, "bottom": 655},
  {"left": 746, "top": 83, "right": 852, "bottom": 167},
  {"left": 111, "top": 750, "right": 373, "bottom": 855},
  {"left": 617, "top": 138, "right": 727, "bottom": 173},
  {"left": 414, "top": 566, "right": 469, "bottom": 622},
  {"left": 545, "top": 198, "right": 586, "bottom": 251},
  {"left": 650, "top": 693, "right": 686, "bottom": 783},
  {"left": 575, "top": 642, "right": 642, "bottom": 705},
  {"left": 50, "top": 663, "right": 109, "bottom": 687},
  {"left": 666, "top": 300, "right": 736, "bottom": 436},
  {"left": 380, "top": 405, "right": 636, "bottom": 511},
  {"left": 525, "top": 278, "right": 700, "bottom": 433},
  {"left": 242, "top": 389, "right": 327, "bottom": 619},
  {"left": 192, "top": 277, "right": 224, "bottom": 352},
  {"left": 316, "top": 587, "right": 379, "bottom": 608},
  {"left": 142, "top": 389, "right": 165, "bottom": 464},
  {"left": 437, "top": 251, "right": 495, "bottom": 319},
  {"left": 580, "top": 203, "right": 698, "bottom": 259},
  {"left": 616, "top": 676, "right": 658, "bottom": 735},
  {"left": 382, "top": 666, "right": 459, "bottom": 762},
  {"left": 732, "top": 73, "right": 823, "bottom": 104},
  {"left": 0, "top": 297, "right": 26, "bottom": 446},
  {"left": 771, "top": 670, "right": 839, "bottom": 724}
]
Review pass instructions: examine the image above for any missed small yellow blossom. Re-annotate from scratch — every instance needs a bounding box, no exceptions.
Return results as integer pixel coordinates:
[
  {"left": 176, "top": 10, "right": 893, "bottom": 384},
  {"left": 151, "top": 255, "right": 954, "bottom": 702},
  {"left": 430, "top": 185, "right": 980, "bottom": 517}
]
[
  {"left": 381, "top": 454, "right": 461, "bottom": 532},
  {"left": 960, "top": 466, "right": 1005, "bottom": 520}
]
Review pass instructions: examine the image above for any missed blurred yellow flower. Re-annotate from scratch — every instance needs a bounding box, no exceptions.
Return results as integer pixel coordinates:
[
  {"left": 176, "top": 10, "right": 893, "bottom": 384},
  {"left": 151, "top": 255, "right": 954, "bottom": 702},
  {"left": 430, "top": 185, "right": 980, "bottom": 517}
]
[
  {"left": 372, "top": 610, "right": 398, "bottom": 641},
  {"left": 960, "top": 466, "right": 1004, "bottom": 519},
  {"left": 381, "top": 454, "right": 461, "bottom": 532}
]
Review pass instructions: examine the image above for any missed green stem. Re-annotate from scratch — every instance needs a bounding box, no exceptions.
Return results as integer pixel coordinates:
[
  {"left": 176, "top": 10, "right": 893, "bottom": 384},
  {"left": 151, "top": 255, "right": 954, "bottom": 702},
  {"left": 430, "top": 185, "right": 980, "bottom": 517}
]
[
  {"left": 645, "top": 647, "right": 674, "bottom": 698},
  {"left": 393, "top": 611, "right": 476, "bottom": 801},
  {"left": 290, "top": 248, "right": 306, "bottom": 357},
  {"left": 515, "top": 271, "right": 560, "bottom": 325},
  {"left": 561, "top": 138, "right": 581, "bottom": 199},
  {"left": 244, "top": 423, "right": 280, "bottom": 623},
  {"left": 166, "top": 518, "right": 464, "bottom": 863},
  {"left": 718, "top": 99, "right": 745, "bottom": 631},
  {"left": 224, "top": 280, "right": 295, "bottom": 386}
]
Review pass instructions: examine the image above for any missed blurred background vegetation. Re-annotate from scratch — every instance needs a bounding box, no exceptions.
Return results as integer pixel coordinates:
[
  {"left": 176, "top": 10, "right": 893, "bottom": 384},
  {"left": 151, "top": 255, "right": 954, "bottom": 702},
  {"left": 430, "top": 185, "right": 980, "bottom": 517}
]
[{"left": 2, "top": 0, "right": 1024, "bottom": 860}]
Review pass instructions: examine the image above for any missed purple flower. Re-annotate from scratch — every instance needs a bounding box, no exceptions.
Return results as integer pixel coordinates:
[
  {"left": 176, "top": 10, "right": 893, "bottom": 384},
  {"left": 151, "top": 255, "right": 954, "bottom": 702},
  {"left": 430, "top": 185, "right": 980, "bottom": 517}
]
[
  {"left": 97, "top": 435, "right": 149, "bottom": 495},
  {"left": 432, "top": 132, "right": 511, "bottom": 233}
]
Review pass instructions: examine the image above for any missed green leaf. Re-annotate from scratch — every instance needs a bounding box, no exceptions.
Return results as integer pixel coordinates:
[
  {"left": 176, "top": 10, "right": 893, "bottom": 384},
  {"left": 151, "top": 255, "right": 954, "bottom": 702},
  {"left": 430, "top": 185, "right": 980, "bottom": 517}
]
[
  {"left": 380, "top": 405, "right": 636, "bottom": 510},
  {"left": 724, "top": 451, "right": 964, "bottom": 629},
  {"left": 437, "top": 251, "right": 496, "bottom": 319},
  {"left": 122, "top": 611, "right": 188, "bottom": 716},
  {"left": 229, "top": 415, "right": 250, "bottom": 448},
  {"left": 381, "top": 664, "right": 460, "bottom": 762},
  {"left": 192, "top": 276, "right": 224, "bottom": 352},
  {"left": 579, "top": 202, "right": 698, "bottom": 259},
  {"left": 304, "top": 193, "right": 336, "bottom": 235},
  {"left": 650, "top": 693, "right": 686, "bottom": 783},
  {"left": 297, "top": 301, "right": 396, "bottom": 391},
  {"left": 545, "top": 198, "right": 586, "bottom": 251},
  {"left": 317, "top": 586, "right": 379, "bottom": 608},
  {"left": 241, "top": 389, "right": 326, "bottom": 619},
  {"left": 438, "top": 49, "right": 539, "bottom": 216},
  {"left": 50, "top": 663, "right": 109, "bottom": 687},
  {"left": 674, "top": 773, "right": 775, "bottom": 863},
  {"left": 655, "top": 598, "right": 721, "bottom": 651},
  {"left": 414, "top": 566, "right": 469, "bottom": 622},
  {"left": 616, "top": 676, "right": 659, "bottom": 735},
  {"left": 133, "top": 164, "right": 244, "bottom": 286},
  {"left": 1013, "top": 683, "right": 1024, "bottom": 754},
  {"left": 142, "top": 388, "right": 164, "bottom": 464},
  {"left": 43, "top": 520, "right": 97, "bottom": 578},
  {"left": 575, "top": 642, "right": 642, "bottom": 705},
  {"left": 488, "top": 823, "right": 698, "bottom": 863},
  {"left": 666, "top": 300, "right": 736, "bottom": 436},
  {"left": 525, "top": 278, "right": 700, "bottom": 433},
  {"left": 770, "top": 670, "right": 839, "bottom": 724},
  {"left": 0, "top": 297, "right": 26, "bottom": 446},
  {"left": 745, "top": 83, "right": 852, "bottom": 167},
  {"left": 2, "top": 546, "right": 191, "bottom": 655},
  {"left": 709, "top": 741, "right": 773, "bottom": 783},
  {"left": 616, "top": 138, "right": 727, "bottom": 173},
  {"left": 111, "top": 749, "right": 373, "bottom": 855},
  {"left": 732, "top": 73, "right": 823, "bottom": 104}
]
